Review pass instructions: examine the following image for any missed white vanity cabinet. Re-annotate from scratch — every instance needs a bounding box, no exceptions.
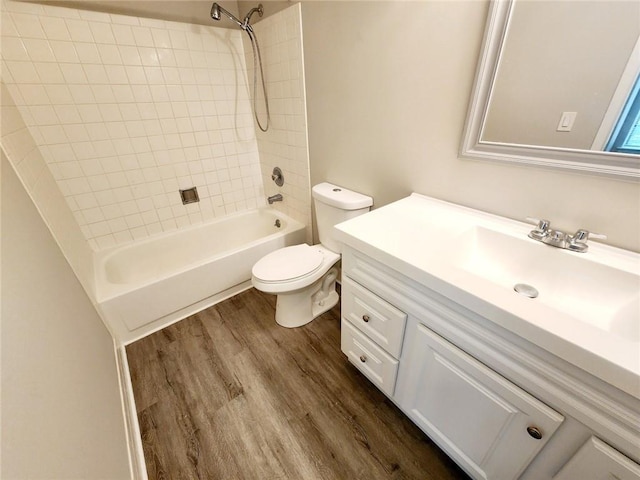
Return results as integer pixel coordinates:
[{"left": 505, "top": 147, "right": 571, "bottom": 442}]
[{"left": 338, "top": 245, "right": 640, "bottom": 480}]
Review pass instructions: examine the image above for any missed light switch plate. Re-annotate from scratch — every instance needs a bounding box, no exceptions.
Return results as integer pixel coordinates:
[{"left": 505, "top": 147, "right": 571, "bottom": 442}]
[{"left": 557, "top": 112, "right": 577, "bottom": 132}]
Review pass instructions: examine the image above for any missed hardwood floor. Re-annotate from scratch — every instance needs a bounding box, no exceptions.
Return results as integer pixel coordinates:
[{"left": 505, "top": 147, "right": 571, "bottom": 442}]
[{"left": 126, "top": 288, "right": 470, "bottom": 480}]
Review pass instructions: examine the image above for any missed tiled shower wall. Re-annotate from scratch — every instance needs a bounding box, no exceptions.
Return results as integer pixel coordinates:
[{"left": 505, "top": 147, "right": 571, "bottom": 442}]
[
  {"left": 1, "top": 0, "right": 304, "bottom": 251},
  {"left": 244, "top": 4, "right": 312, "bottom": 242}
]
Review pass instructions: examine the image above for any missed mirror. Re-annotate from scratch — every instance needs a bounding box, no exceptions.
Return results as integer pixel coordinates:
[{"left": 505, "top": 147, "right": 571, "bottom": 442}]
[{"left": 462, "top": 0, "right": 640, "bottom": 178}]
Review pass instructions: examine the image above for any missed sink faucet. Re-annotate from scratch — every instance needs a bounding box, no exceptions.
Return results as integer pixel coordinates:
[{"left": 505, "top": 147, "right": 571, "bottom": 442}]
[
  {"left": 526, "top": 218, "right": 606, "bottom": 253},
  {"left": 268, "top": 193, "right": 283, "bottom": 204}
]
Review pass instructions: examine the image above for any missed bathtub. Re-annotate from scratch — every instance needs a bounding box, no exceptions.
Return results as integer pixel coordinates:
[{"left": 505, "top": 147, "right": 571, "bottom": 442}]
[{"left": 94, "top": 208, "right": 306, "bottom": 343}]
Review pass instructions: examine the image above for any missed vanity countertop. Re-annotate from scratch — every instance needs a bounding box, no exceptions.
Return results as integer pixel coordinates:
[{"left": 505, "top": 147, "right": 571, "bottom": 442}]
[{"left": 334, "top": 193, "right": 640, "bottom": 399}]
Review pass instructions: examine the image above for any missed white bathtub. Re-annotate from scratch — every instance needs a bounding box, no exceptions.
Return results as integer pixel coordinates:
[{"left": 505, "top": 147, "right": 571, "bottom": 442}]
[{"left": 94, "top": 208, "right": 306, "bottom": 343}]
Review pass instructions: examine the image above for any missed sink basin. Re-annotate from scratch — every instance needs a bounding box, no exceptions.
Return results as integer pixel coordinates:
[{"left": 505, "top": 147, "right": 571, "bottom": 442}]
[{"left": 451, "top": 226, "right": 640, "bottom": 342}]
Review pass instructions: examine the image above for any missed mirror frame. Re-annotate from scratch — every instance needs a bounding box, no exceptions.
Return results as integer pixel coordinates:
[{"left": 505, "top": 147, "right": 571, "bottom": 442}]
[{"left": 461, "top": 0, "right": 640, "bottom": 179}]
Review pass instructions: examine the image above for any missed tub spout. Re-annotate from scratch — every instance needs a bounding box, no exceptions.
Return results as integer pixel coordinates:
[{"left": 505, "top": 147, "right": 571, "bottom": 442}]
[{"left": 268, "top": 194, "right": 283, "bottom": 204}]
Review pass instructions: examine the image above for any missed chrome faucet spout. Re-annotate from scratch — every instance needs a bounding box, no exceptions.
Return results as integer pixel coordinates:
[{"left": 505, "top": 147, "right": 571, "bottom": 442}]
[{"left": 268, "top": 193, "right": 283, "bottom": 204}]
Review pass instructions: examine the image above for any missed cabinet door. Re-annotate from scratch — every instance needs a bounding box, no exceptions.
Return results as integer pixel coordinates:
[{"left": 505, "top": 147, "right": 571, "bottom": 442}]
[
  {"left": 553, "top": 436, "right": 640, "bottom": 480},
  {"left": 399, "top": 323, "right": 564, "bottom": 480}
]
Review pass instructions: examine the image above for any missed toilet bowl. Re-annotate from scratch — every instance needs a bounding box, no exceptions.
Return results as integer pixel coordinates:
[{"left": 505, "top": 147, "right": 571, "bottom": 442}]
[
  {"left": 252, "top": 244, "right": 340, "bottom": 328},
  {"left": 251, "top": 182, "right": 373, "bottom": 328}
]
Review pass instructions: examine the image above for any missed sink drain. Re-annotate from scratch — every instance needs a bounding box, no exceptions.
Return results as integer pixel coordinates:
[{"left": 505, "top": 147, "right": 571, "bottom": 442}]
[{"left": 514, "top": 283, "right": 539, "bottom": 298}]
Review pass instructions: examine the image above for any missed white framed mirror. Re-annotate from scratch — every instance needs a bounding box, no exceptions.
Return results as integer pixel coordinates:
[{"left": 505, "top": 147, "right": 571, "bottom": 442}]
[{"left": 461, "top": 0, "right": 640, "bottom": 179}]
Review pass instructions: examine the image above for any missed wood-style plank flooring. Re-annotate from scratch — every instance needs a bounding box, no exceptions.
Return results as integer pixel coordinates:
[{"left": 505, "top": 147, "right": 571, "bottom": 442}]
[{"left": 126, "top": 288, "right": 470, "bottom": 480}]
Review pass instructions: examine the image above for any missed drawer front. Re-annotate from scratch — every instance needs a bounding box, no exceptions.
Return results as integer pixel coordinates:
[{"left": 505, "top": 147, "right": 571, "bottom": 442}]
[
  {"left": 341, "top": 318, "right": 399, "bottom": 397},
  {"left": 342, "top": 276, "right": 407, "bottom": 358}
]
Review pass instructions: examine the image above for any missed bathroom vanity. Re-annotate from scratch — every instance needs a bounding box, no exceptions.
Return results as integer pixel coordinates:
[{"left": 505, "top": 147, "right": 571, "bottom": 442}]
[{"left": 334, "top": 194, "right": 640, "bottom": 480}]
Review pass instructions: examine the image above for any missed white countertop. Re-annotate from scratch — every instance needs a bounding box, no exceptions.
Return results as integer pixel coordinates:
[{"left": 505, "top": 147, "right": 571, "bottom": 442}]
[{"left": 334, "top": 193, "right": 640, "bottom": 399}]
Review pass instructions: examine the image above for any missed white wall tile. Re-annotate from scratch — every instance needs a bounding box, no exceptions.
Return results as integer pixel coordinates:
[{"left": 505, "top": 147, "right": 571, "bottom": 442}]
[
  {"left": 89, "top": 21, "right": 115, "bottom": 44},
  {"left": 245, "top": 3, "right": 311, "bottom": 241},
  {"left": 34, "top": 62, "right": 65, "bottom": 84},
  {"left": 6, "top": 61, "right": 40, "bottom": 83},
  {"left": 1, "top": 81, "right": 95, "bottom": 288},
  {"left": 11, "top": 13, "right": 46, "bottom": 38},
  {"left": 40, "top": 16, "right": 72, "bottom": 41},
  {"left": 79, "top": 9, "right": 111, "bottom": 24},
  {"left": 60, "top": 63, "right": 88, "bottom": 84},
  {"left": 110, "top": 13, "right": 139, "bottom": 27},
  {"left": 96, "top": 44, "right": 122, "bottom": 64},
  {"left": 65, "top": 19, "right": 94, "bottom": 43},
  {"left": 1, "top": 36, "right": 29, "bottom": 61},
  {"left": 2, "top": 0, "right": 269, "bottom": 250},
  {"left": 77, "top": 43, "right": 101, "bottom": 64}
]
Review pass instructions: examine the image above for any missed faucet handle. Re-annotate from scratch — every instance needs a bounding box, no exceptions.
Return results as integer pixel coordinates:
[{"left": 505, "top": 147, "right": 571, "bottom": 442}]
[
  {"left": 526, "top": 217, "right": 551, "bottom": 240},
  {"left": 526, "top": 217, "right": 550, "bottom": 230},
  {"left": 569, "top": 229, "right": 607, "bottom": 252},
  {"left": 572, "top": 229, "right": 607, "bottom": 242}
]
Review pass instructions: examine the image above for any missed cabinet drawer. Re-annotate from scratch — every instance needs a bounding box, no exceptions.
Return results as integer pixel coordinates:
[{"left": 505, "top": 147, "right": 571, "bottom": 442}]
[
  {"left": 554, "top": 436, "right": 640, "bottom": 480},
  {"left": 341, "top": 319, "right": 399, "bottom": 397},
  {"left": 342, "top": 276, "right": 407, "bottom": 357}
]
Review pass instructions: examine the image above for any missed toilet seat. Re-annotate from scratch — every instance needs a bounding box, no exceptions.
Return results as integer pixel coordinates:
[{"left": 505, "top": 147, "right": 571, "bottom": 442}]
[
  {"left": 252, "top": 244, "right": 340, "bottom": 294},
  {"left": 252, "top": 244, "right": 324, "bottom": 283}
]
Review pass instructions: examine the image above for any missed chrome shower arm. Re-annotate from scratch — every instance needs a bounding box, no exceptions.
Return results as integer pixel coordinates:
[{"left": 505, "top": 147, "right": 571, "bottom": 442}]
[{"left": 242, "top": 5, "right": 263, "bottom": 29}]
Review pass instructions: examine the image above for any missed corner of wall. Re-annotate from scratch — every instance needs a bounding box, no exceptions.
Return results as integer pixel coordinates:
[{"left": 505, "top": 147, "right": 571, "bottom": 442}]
[
  {"left": 1, "top": 81, "right": 95, "bottom": 293},
  {"left": 245, "top": 2, "right": 313, "bottom": 243}
]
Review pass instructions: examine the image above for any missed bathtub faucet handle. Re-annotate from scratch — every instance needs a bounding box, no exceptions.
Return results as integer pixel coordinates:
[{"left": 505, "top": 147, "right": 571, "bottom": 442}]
[{"left": 271, "top": 167, "right": 284, "bottom": 187}]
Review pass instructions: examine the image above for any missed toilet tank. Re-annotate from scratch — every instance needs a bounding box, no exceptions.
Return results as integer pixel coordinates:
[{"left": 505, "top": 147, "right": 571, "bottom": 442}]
[{"left": 312, "top": 182, "right": 373, "bottom": 253}]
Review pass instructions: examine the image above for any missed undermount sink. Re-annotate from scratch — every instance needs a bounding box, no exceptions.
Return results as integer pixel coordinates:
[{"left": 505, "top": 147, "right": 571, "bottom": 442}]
[{"left": 451, "top": 226, "right": 640, "bottom": 342}]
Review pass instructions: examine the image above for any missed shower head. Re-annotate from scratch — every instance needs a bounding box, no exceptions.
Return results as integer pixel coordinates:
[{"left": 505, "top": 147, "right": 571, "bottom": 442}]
[
  {"left": 210, "top": 3, "right": 221, "bottom": 20},
  {"left": 210, "top": 3, "right": 244, "bottom": 29}
]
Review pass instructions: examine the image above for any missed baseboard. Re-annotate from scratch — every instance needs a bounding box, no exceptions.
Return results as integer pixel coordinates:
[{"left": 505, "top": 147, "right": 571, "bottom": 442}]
[
  {"left": 113, "top": 283, "right": 258, "bottom": 478},
  {"left": 115, "top": 344, "right": 148, "bottom": 480}
]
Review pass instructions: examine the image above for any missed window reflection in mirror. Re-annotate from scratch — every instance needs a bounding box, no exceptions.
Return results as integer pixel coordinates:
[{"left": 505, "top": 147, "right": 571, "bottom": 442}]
[{"left": 606, "top": 75, "right": 640, "bottom": 155}]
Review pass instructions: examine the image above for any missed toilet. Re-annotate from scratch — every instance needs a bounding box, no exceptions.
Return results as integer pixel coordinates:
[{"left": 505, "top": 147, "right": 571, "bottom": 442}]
[{"left": 252, "top": 182, "right": 373, "bottom": 328}]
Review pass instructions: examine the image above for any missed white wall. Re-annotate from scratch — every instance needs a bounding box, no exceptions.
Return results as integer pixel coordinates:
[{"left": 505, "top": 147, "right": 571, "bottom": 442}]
[
  {"left": 303, "top": 1, "right": 640, "bottom": 252},
  {"left": 1, "top": 154, "right": 130, "bottom": 479}
]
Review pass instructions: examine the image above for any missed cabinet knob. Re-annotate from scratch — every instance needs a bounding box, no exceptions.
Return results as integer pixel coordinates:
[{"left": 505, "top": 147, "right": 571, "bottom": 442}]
[
  {"left": 526, "top": 426, "right": 543, "bottom": 440},
  {"left": 362, "top": 314, "right": 370, "bottom": 323},
  {"left": 359, "top": 355, "right": 367, "bottom": 363}
]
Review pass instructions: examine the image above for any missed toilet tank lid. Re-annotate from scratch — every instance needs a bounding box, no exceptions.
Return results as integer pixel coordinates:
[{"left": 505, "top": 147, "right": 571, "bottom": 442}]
[{"left": 312, "top": 182, "right": 373, "bottom": 210}]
